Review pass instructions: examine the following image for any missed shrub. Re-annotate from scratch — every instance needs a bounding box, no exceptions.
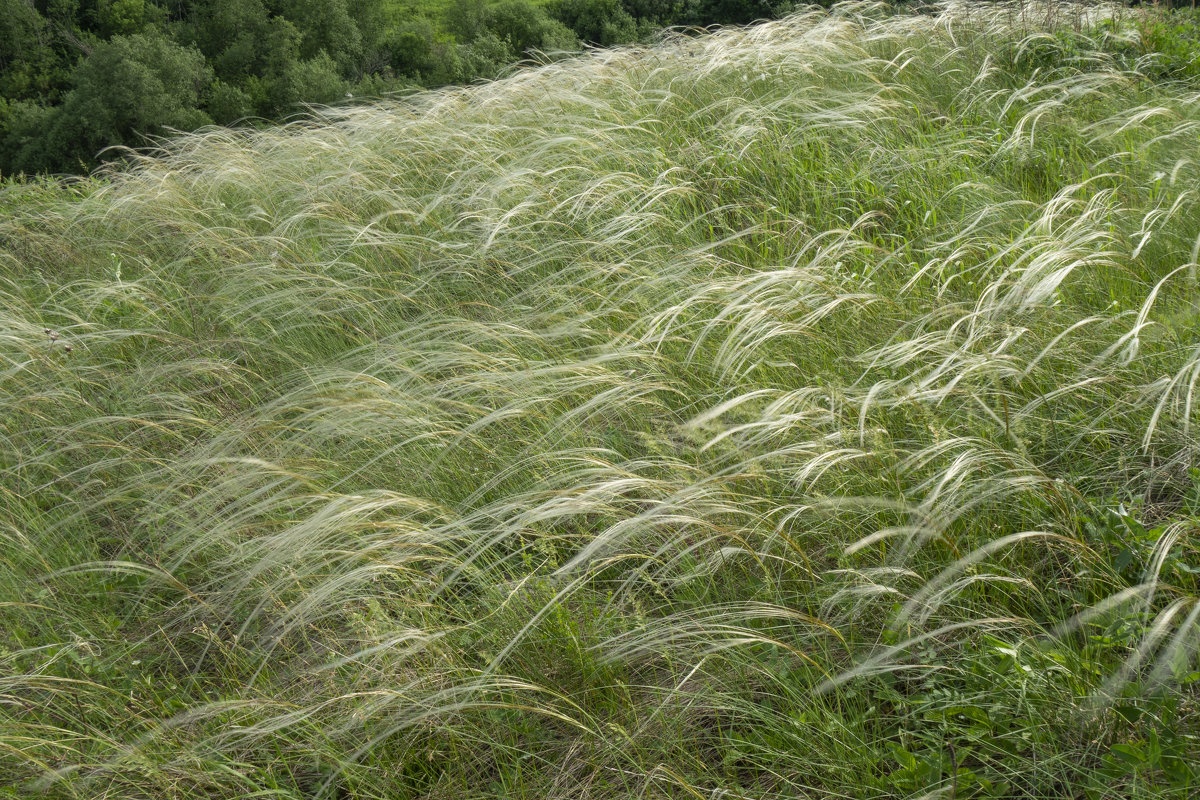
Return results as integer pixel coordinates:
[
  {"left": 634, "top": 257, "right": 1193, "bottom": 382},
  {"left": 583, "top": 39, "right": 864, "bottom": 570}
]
[
  {"left": 483, "top": 0, "right": 580, "bottom": 56},
  {"left": 206, "top": 78, "right": 255, "bottom": 123},
  {"left": 550, "top": 0, "right": 638, "bottom": 45}
]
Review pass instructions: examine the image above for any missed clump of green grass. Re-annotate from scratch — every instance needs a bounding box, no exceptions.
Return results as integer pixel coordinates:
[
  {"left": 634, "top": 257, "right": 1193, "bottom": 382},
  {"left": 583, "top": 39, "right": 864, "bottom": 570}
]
[{"left": 3, "top": 2, "right": 1200, "bottom": 797}]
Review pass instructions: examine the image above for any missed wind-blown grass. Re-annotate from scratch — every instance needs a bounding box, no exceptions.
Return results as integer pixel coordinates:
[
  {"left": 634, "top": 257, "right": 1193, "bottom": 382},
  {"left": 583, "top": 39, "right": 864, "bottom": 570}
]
[{"left": 2, "top": 2, "right": 1200, "bottom": 797}]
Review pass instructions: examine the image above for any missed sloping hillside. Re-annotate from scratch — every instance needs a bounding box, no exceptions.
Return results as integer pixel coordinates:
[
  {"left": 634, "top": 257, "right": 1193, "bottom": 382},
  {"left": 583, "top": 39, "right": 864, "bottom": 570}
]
[{"left": 2, "top": 3, "right": 1199, "bottom": 797}]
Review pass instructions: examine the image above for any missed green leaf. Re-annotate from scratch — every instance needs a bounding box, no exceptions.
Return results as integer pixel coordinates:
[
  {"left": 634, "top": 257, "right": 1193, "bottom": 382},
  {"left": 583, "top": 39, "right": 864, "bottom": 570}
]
[
  {"left": 1108, "top": 743, "right": 1147, "bottom": 765},
  {"left": 1113, "top": 704, "right": 1142, "bottom": 724},
  {"left": 891, "top": 743, "right": 917, "bottom": 771}
]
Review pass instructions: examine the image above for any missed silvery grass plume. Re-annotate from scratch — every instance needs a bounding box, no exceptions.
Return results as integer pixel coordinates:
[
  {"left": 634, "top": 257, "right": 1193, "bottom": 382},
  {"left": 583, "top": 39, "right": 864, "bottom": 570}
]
[{"left": 2, "top": 2, "right": 1200, "bottom": 797}]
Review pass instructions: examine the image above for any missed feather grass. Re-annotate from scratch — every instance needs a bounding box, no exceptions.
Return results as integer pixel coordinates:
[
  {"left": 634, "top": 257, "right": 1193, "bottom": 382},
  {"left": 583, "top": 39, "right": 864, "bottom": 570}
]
[{"left": 3, "top": 2, "right": 1200, "bottom": 797}]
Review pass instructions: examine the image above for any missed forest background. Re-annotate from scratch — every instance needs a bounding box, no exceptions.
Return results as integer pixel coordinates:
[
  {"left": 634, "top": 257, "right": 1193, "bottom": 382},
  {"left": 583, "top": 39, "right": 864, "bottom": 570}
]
[{"left": 0, "top": 0, "right": 802, "bottom": 175}]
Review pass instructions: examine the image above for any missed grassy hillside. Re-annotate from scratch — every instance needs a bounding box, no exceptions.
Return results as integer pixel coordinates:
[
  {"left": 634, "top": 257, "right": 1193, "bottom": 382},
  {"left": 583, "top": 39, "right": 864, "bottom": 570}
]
[{"left": 3, "top": 2, "right": 1200, "bottom": 797}]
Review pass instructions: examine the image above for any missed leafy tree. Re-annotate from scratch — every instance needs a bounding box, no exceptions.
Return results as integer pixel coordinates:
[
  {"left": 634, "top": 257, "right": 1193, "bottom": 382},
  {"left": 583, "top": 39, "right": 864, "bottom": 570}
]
[
  {"left": 455, "top": 30, "right": 514, "bottom": 81},
  {"left": 483, "top": 0, "right": 578, "bottom": 56},
  {"left": 532, "top": 17, "right": 578, "bottom": 55},
  {"left": 442, "top": 0, "right": 490, "bottom": 44},
  {"left": 188, "top": 0, "right": 275, "bottom": 76},
  {"left": 273, "top": 50, "right": 349, "bottom": 109},
  {"left": 682, "top": 0, "right": 794, "bottom": 27},
  {"left": 49, "top": 30, "right": 212, "bottom": 168},
  {"left": 0, "top": 0, "right": 76, "bottom": 101},
  {"left": 272, "top": 0, "right": 362, "bottom": 73},
  {"left": 620, "top": 0, "right": 684, "bottom": 26},
  {"left": 550, "top": 0, "right": 638, "bottom": 46},
  {"left": 155, "top": 0, "right": 197, "bottom": 22},
  {"left": 187, "top": 4, "right": 325, "bottom": 117},
  {"left": 346, "top": 0, "right": 390, "bottom": 75},
  {"left": 443, "top": 0, "right": 576, "bottom": 76},
  {"left": 0, "top": 98, "right": 60, "bottom": 174},
  {"left": 95, "top": 0, "right": 148, "bottom": 37},
  {"left": 205, "top": 78, "right": 254, "bottom": 123},
  {"left": 384, "top": 17, "right": 442, "bottom": 79}
]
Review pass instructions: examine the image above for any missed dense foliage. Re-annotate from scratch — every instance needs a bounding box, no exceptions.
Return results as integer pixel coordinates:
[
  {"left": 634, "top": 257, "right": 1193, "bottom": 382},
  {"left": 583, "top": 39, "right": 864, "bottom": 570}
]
[
  {"left": 0, "top": 0, "right": 800, "bottom": 175},
  {"left": 4, "top": 3, "right": 1200, "bottom": 797}
]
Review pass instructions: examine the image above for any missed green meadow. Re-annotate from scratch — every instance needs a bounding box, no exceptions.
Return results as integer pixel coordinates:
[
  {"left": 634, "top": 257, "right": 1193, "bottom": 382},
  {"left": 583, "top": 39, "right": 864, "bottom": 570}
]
[{"left": 2, "top": 2, "right": 1200, "bottom": 797}]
